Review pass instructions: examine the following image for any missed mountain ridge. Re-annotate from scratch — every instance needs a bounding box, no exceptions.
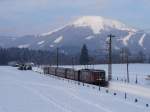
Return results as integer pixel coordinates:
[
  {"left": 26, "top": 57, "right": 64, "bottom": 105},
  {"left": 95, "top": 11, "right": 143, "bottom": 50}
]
[{"left": 0, "top": 16, "right": 150, "bottom": 55}]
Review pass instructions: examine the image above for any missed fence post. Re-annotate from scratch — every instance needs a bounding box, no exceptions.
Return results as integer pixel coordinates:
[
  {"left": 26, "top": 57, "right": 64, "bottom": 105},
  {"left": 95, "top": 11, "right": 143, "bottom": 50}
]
[
  {"left": 106, "top": 89, "right": 109, "bottom": 93},
  {"left": 114, "top": 93, "right": 117, "bottom": 96},
  {"left": 134, "top": 98, "right": 138, "bottom": 103},
  {"left": 125, "top": 93, "right": 127, "bottom": 99},
  {"left": 117, "top": 77, "right": 118, "bottom": 80},
  {"left": 146, "top": 104, "right": 149, "bottom": 107},
  {"left": 135, "top": 75, "right": 138, "bottom": 84},
  {"left": 83, "top": 82, "right": 84, "bottom": 86}
]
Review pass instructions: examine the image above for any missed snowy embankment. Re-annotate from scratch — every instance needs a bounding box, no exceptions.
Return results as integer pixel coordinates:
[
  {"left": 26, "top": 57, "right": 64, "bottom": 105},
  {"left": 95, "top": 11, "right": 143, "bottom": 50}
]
[
  {"left": 109, "top": 81, "right": 150, "bottom": 98},
  {"left": 0, "top": 66, "right": 149, "bottom": 112},
  {"left": 63, "top": 64, "right": 150, "bottom": 98},
  {"left": 63, "top": 64, "right": 150, "bottom": 85}
]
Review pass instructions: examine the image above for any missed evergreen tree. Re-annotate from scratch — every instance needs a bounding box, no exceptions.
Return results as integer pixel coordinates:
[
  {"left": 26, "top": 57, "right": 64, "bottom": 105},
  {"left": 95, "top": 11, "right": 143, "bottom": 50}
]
[{"left": 79, "top": 44, "right": 89, "bottom": 65}]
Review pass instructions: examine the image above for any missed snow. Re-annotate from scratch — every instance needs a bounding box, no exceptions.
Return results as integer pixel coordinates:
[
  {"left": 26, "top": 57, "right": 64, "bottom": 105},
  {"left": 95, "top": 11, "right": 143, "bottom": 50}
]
[
  {"left": 0, "top": 66, "right": 149, "bottom": 112},
  {"left": 41, "top": 26, "right": 67, "bottom": 36},
  {"left": 109, "top": 82, "right": 150, "bottom": 98},
  {"left": 33, "top": 66, "right": 44, "bottom": 74},
  {"left": 85, "top": 36, "right": 95, "bottom": 40},
  {"left": 40, "top": 16, "right": 137, "bottom": 37},
  {"left": 73, "top": 16, "right": 135, "bottom": 34},
  {"left": 122, "top": 31, "right": 135, "bottom": 46},
  {"left": 114, "top": 46, "right": 120, "bottom": 50},
  {"left": 54, "top": 36, "right": 63, "bottom": 44},
  {"left": 37, "top": 41, "right": 45, "bottom": 45},
  {"left": 62, "top": 64, "right": 150, "bottom": 98},
  {"left": 18, "top": 44, "right": 30, "bottom": 48},
  {"left": 139, "top": 34, "right": 146, "bottom": 47},
  {"left": 50, "top": 44, "right": 54, "bottom": 48},
  {"left": 63, "top": 64, "right": 150, "bottom": 86}
]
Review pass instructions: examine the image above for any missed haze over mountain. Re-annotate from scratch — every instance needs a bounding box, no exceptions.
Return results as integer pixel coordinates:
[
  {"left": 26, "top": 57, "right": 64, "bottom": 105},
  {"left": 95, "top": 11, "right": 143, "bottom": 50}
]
[{"left": 0, "top": 16, "right": 150, "bottom": 55}]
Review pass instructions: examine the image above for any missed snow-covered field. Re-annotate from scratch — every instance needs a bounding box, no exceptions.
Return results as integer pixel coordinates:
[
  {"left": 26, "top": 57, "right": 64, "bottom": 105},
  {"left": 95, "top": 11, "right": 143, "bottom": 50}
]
[
  {"left": 62, "top": 64, "right": 150, "bottom": 98},
  {"left": 0, "top": 65, "right": 150, "bottom": 112},
  {"left": 63, "top": 64, "right": 150, "bottom": 86}
]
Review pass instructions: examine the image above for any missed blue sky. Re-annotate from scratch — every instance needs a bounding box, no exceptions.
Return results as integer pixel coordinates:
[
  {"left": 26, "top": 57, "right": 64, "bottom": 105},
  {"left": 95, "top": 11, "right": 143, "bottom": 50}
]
[{"left": 0, "top": 0, "right": 150, "bottom": 36}]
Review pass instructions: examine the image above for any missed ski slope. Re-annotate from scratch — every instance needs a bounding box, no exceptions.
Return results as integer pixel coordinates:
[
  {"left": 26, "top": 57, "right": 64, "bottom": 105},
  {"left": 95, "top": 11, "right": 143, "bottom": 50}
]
[{"left": 0, "top": 66, "right": 149, "bottom": 112}]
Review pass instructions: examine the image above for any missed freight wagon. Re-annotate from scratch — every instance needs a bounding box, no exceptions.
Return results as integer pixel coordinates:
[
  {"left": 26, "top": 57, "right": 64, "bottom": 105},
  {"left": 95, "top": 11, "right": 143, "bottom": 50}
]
[{"left": 43, "top": 66, "right": 108, "bottom": 87}]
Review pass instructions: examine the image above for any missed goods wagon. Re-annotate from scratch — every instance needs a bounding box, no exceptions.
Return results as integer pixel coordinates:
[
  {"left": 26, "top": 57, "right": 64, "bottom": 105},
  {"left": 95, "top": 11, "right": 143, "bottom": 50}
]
[{"left": 43, "top": 66, "right": 108, "bottom": 87}]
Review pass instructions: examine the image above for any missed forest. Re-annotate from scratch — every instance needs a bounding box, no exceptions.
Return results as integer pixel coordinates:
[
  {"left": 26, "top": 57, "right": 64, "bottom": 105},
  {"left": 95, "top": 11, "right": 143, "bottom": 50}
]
[{"left": 0, "top": 46, "right": 148, "bottom": 65}]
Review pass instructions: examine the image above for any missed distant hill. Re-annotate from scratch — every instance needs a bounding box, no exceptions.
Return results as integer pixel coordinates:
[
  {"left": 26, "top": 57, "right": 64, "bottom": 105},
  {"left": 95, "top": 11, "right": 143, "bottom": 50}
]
[{"left": 0, "top": 16, "right": 150, "bottom": 55}]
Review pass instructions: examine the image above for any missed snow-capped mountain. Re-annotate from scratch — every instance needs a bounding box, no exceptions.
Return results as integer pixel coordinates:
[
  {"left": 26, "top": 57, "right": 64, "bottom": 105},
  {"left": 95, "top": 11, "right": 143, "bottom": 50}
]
[
  {"left": 72, "top": 16, "right": 136, "bottom": 33},
  {"left": 0, "top": 16, "right": 150, "bottom": 54}
]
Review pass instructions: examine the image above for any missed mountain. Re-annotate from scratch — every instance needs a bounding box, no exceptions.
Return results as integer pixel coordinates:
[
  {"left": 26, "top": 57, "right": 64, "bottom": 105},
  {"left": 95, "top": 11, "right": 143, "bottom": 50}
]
[{"left": 0, "top": 16, "right": 150, "bottom": 55}]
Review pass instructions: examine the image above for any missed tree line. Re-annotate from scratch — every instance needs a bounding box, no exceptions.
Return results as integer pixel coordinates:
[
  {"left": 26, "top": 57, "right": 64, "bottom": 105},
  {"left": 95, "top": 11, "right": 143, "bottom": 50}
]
[
  {"left": 0, "top": 45, "right": 149, "bottom": 65},
  {"left": 0, "top": 47, "right": 71, "bottom": 65},
  {"left": 79, "top": 44, "right": 150, "bottom": 65}
]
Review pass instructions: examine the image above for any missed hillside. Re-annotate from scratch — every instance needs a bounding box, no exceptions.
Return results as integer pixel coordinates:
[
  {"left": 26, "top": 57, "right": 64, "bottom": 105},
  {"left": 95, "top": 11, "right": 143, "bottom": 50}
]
[{"left": 0, "top": 16, "right": 150, "bottom": 54}]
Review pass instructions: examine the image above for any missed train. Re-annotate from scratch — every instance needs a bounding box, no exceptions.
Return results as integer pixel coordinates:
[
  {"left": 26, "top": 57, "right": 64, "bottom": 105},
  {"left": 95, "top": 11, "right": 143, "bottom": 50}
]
[{"left": 43, "top": 66, "right": 108, "bottom": 87}]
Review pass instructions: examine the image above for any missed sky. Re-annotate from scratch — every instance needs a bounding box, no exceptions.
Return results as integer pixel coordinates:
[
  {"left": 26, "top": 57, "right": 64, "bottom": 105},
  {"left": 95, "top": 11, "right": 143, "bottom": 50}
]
[{"left": 0, "top": 0, "right": 150, "bottom": 36}]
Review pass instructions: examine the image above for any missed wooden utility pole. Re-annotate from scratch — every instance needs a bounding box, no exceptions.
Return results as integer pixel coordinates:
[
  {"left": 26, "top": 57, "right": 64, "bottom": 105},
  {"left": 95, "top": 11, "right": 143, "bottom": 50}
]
[
  {"left": 72, "top": 57, "right": 75, "bottom": 70},
  {"left": 108, "top": 34, "right": 115, "bottom": 81},
  {"left": 122, "top": 48, "right": 130, "bottom": 83},
  {"left": 56, "top": 47, "right": 59, "bottom": 68},
  {"left": 120, "top": 48, "right": 124, "bottom": 63},
  {"left": 126, "top": 53, "right": 129, "bottom": 83}
]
